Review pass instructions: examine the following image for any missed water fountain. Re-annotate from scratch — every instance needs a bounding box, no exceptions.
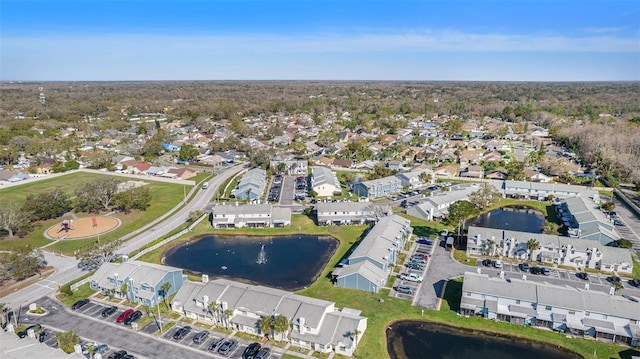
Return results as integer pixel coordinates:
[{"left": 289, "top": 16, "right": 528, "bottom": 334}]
[{"left": 256, "top": 244, "right": 267, "bottom": 264}]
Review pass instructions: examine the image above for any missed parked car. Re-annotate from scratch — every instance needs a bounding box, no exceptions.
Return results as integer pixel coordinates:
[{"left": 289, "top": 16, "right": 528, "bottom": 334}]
[
  {"left": 208, "top": 338, "right": 226, "bottom": 351},
  {"left": 193, "top": 330, "right": 209, "bottom": 343},
  {"left": 576, "top": 272, "right": 589, "bottom": 280},
  {"left": 38, "top": 330, "right": 47, "bottom": 343},
  {"left": 417, "top": 238, "right": 433, "bottom": 245},
  {"left": 405, "top": 262, "right": 424, "bottom": 270},
  {"left": 116, "top": 309, "right": 134, "bottom": 323},
  {"left": 173, "top": 325, "right": 192, "bottom": 340},
  {"left": 101, "top": 306, "right": 118, "bottom": 317},
  {"left": 94, "top": 344, "right": 109, "bottom": 355},
  {"left": 71, "top": 299, "right": 90, "bottom": 310},
  {"left": 255, "top": 347, "right": 271, "bottom": 359},
  {"left": 412, "top": 253, "right": 428, "bottom": 260},
  {"left": 396, "top": 285, "right": 414, "bottom": 295},
  {"left": 607, "top": 276, "right": 621, "bottom": 283},
  {"left": 492, "top": 260, "right": 503, "bottom": 269},
  {"left": 530, "top": 267, "right": 542, "bottom": 275},
  {"left": 123, "top": 310, "right": 142, "bottom": 325},
  {"left": 613, "top": 219, "right": 625, "bottom": 226},
  {"left": 107, "top": 350, "right": 128, "bottom": 359},
  {"left": 400, "top": 272, "right": 423, "bottom": 282},
  {"left": 410, "top": 257, "right": 427, "bottom": 264},
  {"left": 17, "top": 324, "right": 42, "bottom": 338},
  {"left": 121, "top": 355, "right": 135, "bottom": 359},
  {"left": 242, "top": 342, "right": 261, "bottom": 359},
  {"left": 518, "top": 263, "right": 530, "bottom": 272},
  {"left": 629, "top": 279, "right": 640, "bottom": 287},
  {"left": 541, "top": 267, "right": 550, "bottom": 276},
  {"left": 481, "top": 259, "right": 492, "bottom": 267},
  {"left": 218, "top": 339, "right": 238, "bottom": 356}
]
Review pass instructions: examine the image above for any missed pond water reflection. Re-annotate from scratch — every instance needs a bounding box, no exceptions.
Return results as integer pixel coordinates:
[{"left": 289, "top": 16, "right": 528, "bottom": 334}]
[
  {"left": 466, "top": 206, "right": 545, "bottom": 233},
  {"left": 163, "top": 234, "right": 337, "bottom": 291},
  {"left": 387, "top": 320, "right": 581, "bottom": 359}
]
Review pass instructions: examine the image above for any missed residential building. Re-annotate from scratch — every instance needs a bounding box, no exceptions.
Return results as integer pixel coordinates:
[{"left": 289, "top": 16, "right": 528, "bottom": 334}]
[
  {"left": 406, "top": 184, "right": 481, "bottom": 221},
  {"left": 496, "top": 180, "right": 583, "bottom": 200},
  {"left": 556, "top": 196, "right": 619, "bottom": 245},
  {"left": 459, "top": 165, "right": 484, "bottom": 179},
  {"left": 210, "top": 203, "right": 292, "bottom": 228},
  {"left": 395, "top": 169, "right": 434, "bottom": 189},
  {"left": 171, "top": 278, "right": 367, "bottom": 357},
  {"left": 270, "top": 160, "right": 308, "bottom": 175},
  {"left": 460, "top": 271, "right": 640, "bottom": 345},
  {"left": 231, "top": 168, "right": 267, "bottom": 201},
  {"left": 310, "top": 166, "right": 341, "bottom": 197},
  {"left": 1, "top": 329, "right": 85, "bottom": 359},
  {"left": 352, "top": 176, "right": 401, "bottom": 199},
  {"left": 332, "top": 215, "right": 412, "bottom": 293},
  {"left": 89, "top": 260, "right": 185, "bottom": 306},
  {"left": 434, "top": 165, "right": 458, "bottom": 178},
  {"left": 316, "top": 202, "right": 386, "bottom": 226},
  {"left": 466, "top": 226, "right": 632, "bottom": 274},
  {"left": 0, "top": 170, "right": 29, "bottom": 183}
]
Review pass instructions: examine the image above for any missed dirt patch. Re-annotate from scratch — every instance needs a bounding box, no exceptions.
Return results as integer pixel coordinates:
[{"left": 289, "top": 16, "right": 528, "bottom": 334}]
[{"left": 45, "top": 216, "right": 120, "bottom": 240}]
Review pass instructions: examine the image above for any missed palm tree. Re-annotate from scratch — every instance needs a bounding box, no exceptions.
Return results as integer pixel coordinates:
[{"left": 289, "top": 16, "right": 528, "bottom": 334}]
[
  {"left": 55, "top": 330, "right": 80, "bottom": 354},
  {"left": 351, "top": 329, "right": 361, "bottom": 353},
  {"left": 160, "top": 282, "right": 172, "bottom": 308},
  {"left": 259, "top": 316, "right": 273, "bottom": 337},
  {"left": 223, "top": 309, "right": 233, "bottom": 329},
  {"left": 207, "top": 301, "right": 220, "bottom": 325},
  {"left": 527, "top": 238, "right": 540, "bottom": 261},
  {"left": 120, "top": 283, "right": 128, "bottom": 301},
  {"left": 272, "top": 315, "right": 289, "bottom": 341}
]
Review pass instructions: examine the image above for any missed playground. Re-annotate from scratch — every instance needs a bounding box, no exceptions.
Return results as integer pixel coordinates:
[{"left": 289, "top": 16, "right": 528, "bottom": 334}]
[{"left": 44, "top": 216, "right": 121, "bottom": 240}]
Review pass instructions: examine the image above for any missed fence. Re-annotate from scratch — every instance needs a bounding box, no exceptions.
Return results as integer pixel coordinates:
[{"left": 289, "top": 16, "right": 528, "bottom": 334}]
[
  {"left": 70, "top": 278, "right": 91, "bottom": 291},
  {"left": 613, "top": 189, "right": 640, "bottom": 217}
]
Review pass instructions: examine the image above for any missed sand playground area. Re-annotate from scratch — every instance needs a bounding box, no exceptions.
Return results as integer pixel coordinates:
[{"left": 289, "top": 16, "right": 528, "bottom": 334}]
[{"left": 45, "top": 216, "right": 121, "bottom": 240}]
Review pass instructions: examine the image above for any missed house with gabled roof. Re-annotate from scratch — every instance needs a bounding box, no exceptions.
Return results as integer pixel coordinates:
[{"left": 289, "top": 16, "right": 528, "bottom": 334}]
[
  {"left": 210, "top": 203, "right": 291, "bottom": 228},
  {"left": 231, "top": 168, "right": 267, "bottom": 201},
  {"left": 434, "top": 165, "right": 458, "bottom": 178},
  {"left": 315, "top": 201, "right": 385, "bottom": 226},
  {"left": 352, "top": 175, "right": 401, "bottom": 199},
  {"left": 310, "top": 166, "right": 341, "bottom": 197}
]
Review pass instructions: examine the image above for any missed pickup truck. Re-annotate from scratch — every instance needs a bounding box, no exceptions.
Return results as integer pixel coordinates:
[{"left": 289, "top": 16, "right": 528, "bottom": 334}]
[{"left": 400, "top": 272, "right": 423, "bottom": 282}]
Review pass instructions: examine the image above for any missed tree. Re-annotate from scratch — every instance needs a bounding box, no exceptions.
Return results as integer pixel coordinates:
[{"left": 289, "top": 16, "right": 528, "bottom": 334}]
[
  {"left": 55, "top": 330, "right": 80, "bottom": 353},
  {"left": 21, "top": 189, "right": 72, "bottom": 222},
  {"left": 601, "top": 201, "right": 615, "bottom": 211},
  {"left": 527, "top": 238, "right": 540, "bottom": 260},
  {"left": 0, "top": 303, "right": 9, "bottom": 329},
  {"left": 0, "top": 202, "right": 31, "bottom": 238},
  {"left": 259, "top": 315, "right": 273, "bottom": 337},
  {"left": 289, "top": 141, "right": 307, "bottom": 156},
  {"left": 368, "top": 164, "right": 393, "bottom": 180},
  {"left": 76, "top": 238, "right": 123, "bottom": 267},
  {"left": 207, "top": 301, "right": 220, "bottom": 325},
  {"left": 178, "top": 144, "right": 199, "bottom": 161},
  {"left": 445, "top": 200, "right": 479, "bottom": 225},
  {"left": 160, "top": 282, "right": 172, "bottom": 308},
  {"left": 223, "top": 308, "right": 233, "bottom": 329},
  {"left": 419, "top": 171, "right": 432, "bottom": 184},
  {"left": 113, "top": 186, "right": 151, "bottom": 213},
  {"left": 615, "top": 238, "right": 632, "bottom": 249},
  {"left": 75, "top": 177, "right": 120, "bottom": 213},
  {"left": 468, "top": 184, "right": 502, "bottom": 209},
  {"left": 272, "top": 315, "right": 289, "bottom": 341},
  {"left": 505, "top": 161, "right": 525, "bottom": 180}
]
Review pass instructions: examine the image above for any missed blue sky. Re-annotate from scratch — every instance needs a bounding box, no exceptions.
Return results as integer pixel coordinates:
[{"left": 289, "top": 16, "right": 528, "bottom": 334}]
[{"left": 1, "top": 0, "right": 638, "bottom": 81}]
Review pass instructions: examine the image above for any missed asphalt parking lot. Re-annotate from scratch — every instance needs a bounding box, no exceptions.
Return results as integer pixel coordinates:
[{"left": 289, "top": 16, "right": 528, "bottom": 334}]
[
  {"left": 279, "top": 176, "right": 295, "bottom": 205},
  {"left": 19, "top": 297, "right": 281, "bottom": 359},
  {"left": 390, "top": 238, "right": 436, "bottom": 301}
]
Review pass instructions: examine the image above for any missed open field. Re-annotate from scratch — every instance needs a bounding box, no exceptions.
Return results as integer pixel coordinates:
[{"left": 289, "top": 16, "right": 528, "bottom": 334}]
[
  {"left": 136, "top": 212, "right": 638, "bottom": 359},
  {"left": 0, "top": 172, "right": 190, "bottom": 254}
]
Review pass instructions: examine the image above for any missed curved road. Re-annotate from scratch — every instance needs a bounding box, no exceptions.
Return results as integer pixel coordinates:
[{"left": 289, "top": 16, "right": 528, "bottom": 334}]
[{"left": 1, "top": 164, "right": 245, "bottom": 309}]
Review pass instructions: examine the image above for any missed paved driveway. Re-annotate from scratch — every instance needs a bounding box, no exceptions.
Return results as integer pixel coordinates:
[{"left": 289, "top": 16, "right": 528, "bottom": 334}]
[
  {"left": 414, "top": 239, "right": 468, "bottom": 309},
  {"left": 279, "top": 176, "right": 295, "bottom": 206}
]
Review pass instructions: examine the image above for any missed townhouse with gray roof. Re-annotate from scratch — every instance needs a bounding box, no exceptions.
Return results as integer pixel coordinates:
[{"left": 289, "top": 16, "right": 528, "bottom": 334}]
[
  {"left": 310, "top": 166, "right": 341, "bottom": 197},
  {"left": 270, "top": 160, "right": 308, "bottom": 175},
  {"left": 352, "top": 175, "right": 401, "bottom": 198},
  {"left": 406, "top": 184, "right": 482, "bottom": 221},
  {"left": 315, "top": 201, "right": 386, "bottom": 226},
  {"left": 395, "top": 169, "right": 434, "bottom": 189},
  {"left": 89, "top": 260, "right": 185, "bottom": 306},
  {"left": 171, "top": 277, "right": 367, "bottom": 356},
  {"left": 466, "top": 226, "right": 632, "bottom": 274},
  {"left": 209, "top": 203, "right": 291, "bottom": 228},
  {"left": 461, "top": 271, "right": 640, "bottom": 345},
  {"left": 556, "top": 195, "right": 619, "bottom": 245},
  {"left": 231, "top": 168, "right": 267, "bottom": 201},
  {"left": 332, "top": 215, "right": 412, "bottom": 293}
]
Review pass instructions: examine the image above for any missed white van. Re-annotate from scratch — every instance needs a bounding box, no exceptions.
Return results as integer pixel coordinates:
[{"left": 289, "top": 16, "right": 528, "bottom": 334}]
[{"left": 202, "top": 182, "right": 209, "bottom": 189}]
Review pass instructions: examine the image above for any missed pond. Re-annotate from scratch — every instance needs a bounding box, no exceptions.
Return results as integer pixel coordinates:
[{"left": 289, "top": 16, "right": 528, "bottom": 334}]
[
  {"left": 163, "top": 234, "right": 338, "bottom": 291},
  {"left": 466, "top": 206, "right": 545, "bottom": 233},
  {"left": 387, "top": 320, "right": 581, "bottom": 359}
]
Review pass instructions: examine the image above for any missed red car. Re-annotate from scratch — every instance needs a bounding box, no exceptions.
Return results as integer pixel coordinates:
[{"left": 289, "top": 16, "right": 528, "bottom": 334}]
[{"left": 116, "top": 309, "right": 134, "bottom": 323}]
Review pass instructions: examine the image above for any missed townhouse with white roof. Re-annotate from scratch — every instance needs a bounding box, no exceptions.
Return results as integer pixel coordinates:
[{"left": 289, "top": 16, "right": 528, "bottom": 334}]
[{"left": 209, "top": 203, "right": 292, "bottom": 228}]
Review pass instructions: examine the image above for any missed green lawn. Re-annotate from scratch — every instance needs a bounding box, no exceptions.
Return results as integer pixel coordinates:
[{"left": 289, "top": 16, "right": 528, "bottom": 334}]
[{"left": 0, "top": 173, "right": 189, "bottom": 254}]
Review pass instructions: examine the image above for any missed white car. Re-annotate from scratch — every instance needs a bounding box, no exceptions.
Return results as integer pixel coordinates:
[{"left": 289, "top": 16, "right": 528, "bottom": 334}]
[
  {"left": 493, "top": 260, "right": 503, "bottom": 268},
  {"left": 400, "top": 273, "right": 423, "bottom": 282}
]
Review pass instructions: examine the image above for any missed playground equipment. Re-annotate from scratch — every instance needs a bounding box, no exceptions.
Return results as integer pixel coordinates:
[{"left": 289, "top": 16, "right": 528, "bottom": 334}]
[{"left": 57, "top": 219, "right": 73, "bottom": 233}]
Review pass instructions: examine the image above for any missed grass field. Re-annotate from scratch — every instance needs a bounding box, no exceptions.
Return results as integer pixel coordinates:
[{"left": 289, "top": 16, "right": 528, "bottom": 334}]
[
  {"left": 135, "top": 212, "right": 638, "bottom": 359},
  {"left": 0, "top": 172, "right": 190, "bottom": 254}
]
